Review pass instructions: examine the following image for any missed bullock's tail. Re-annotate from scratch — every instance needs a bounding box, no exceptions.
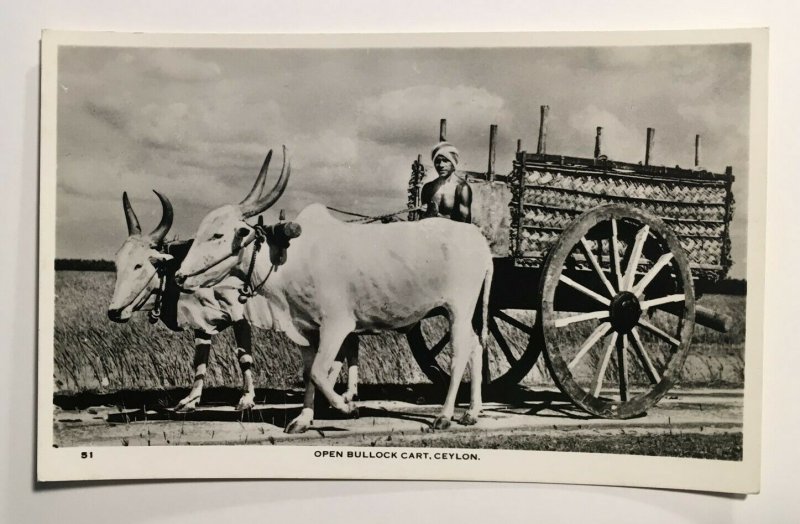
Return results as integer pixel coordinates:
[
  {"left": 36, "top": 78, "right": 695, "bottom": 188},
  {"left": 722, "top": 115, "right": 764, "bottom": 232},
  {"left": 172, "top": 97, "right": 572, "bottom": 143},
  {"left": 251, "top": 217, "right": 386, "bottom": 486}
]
[
  {"left": 480, "top": 261, "right": 493, "bottom": 348},
  {"left": 470, "top": 259, "right": 493, "bottom": 347}
]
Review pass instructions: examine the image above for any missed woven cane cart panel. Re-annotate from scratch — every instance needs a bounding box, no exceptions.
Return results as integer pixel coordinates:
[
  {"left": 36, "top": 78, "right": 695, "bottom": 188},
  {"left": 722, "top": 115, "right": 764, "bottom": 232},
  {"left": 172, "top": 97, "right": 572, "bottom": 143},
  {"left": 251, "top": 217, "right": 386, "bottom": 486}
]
[{"left": 509, "top": 155, "right": 734, "bottom": 282}]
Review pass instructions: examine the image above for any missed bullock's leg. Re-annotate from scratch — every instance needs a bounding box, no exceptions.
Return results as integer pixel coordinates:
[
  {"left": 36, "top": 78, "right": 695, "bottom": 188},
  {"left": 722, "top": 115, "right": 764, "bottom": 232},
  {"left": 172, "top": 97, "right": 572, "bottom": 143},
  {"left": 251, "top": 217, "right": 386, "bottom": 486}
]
[
  {"left": 341, "top": 333, "right": 360, "bottom": 403},
  {"left": 459, "top": 335, "right": 484, "bottom": 426},
  {"left": 233, "top": 320, "right": 256, "bottom": 411},
  {"left": 311, "top": 322, "right": 357, "bottom": 415},
  {"left": 286, "top": 340, "right": 318, "bottom": 434},
  {"left": 327, "top": 360, "right": 343, "bottom": 386},
  {"left": 434, "top": 315, "right": 472, "bottom": 430},
  {"left": 176, "top": 331, "right": 212, "bottom": 412}
]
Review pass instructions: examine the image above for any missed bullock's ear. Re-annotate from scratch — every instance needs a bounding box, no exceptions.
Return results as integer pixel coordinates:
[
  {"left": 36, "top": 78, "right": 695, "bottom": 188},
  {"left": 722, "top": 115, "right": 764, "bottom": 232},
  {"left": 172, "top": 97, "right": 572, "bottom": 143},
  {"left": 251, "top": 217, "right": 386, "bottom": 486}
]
[{"left": 149, "top": 253, "right": 174, "bottom": 266}]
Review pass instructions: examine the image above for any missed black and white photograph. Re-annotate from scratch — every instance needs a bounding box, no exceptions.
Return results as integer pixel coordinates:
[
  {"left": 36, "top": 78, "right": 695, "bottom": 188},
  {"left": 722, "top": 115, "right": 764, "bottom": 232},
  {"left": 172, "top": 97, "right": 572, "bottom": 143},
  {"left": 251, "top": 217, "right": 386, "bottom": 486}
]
[{"left": 37, "top": 30, "right": 766, "bottom": 491}]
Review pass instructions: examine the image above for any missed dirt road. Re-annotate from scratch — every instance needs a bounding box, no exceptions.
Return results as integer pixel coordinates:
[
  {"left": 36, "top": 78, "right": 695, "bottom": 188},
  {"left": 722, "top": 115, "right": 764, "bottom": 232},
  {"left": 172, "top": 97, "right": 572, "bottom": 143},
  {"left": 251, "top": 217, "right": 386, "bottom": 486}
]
[{"left": 53, "top": 386, "right": 743, "bottom": 458}]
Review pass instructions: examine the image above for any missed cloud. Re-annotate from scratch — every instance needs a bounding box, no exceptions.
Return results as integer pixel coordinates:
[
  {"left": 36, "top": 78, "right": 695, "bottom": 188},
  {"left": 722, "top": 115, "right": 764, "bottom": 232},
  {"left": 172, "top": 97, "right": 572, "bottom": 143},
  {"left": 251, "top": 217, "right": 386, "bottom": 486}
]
[
  {"left": 560, "top": 105, "right": 642, "bottom": 161},
  {"left": 85, "top": 91, "right": 283, "bottom": 154},
  {"left": 141, "top": 49, "right": 222, "bottom": 82},
  {"left": 288, "top": 130, "right": 360, "bottom": 170},
  {"left": 357, "top": 85, "right": 512, "bottom": 149}
]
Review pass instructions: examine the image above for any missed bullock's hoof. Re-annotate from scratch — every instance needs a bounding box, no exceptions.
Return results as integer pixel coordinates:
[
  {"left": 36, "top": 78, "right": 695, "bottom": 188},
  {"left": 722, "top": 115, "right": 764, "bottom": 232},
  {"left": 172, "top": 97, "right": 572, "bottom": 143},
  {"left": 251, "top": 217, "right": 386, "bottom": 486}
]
[
  {"left": 175, "top": 394, "right": 201, "bottom": 413},
  {"left": 286, "top": 409, "right": 314, "bottom": 434},
  {"left": 342, "top": 390, "right": 359, "bottom": 403},
  {"left": 333, "top": 397, "right": 357, "bottom": 416},
  {"left": 236, "top": 394, "right": 256, "bottom": 411},
  {"left": 458, "top": 411, "right": 479, "bottom": 426},
  {"left": 432, "top": 416, "right": 452, "bottom": 430},
  {"left": 285, "top": 418, "right": 311, "bottom": 434}
]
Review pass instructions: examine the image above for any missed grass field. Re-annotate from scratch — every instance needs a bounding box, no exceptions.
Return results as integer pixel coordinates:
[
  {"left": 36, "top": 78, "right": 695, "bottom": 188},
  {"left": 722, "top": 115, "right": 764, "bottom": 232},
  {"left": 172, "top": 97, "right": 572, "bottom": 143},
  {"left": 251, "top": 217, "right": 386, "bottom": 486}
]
[{"left": 53, "top": 271, "right": 746, "bottom": 395}]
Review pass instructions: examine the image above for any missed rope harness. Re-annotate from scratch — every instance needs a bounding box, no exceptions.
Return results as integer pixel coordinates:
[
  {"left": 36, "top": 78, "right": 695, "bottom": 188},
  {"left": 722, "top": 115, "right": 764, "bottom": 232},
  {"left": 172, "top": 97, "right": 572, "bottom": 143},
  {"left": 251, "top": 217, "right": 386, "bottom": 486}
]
[
  {"left": 327, "top": 205, "right": 424, "bottom": 224},
  {"left": 148, "top": 263, "right": 167, "bottom": 324},
  {"left": 237, "top": 217, "right": 278, "bottom": 303}
]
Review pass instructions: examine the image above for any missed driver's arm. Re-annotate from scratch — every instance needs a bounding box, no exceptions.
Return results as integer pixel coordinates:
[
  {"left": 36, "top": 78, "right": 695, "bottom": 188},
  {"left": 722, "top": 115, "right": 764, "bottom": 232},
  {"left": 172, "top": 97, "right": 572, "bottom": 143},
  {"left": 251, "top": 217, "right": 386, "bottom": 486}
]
[{"left": 456, "top": 182, "right": 472, "bottom": 223}]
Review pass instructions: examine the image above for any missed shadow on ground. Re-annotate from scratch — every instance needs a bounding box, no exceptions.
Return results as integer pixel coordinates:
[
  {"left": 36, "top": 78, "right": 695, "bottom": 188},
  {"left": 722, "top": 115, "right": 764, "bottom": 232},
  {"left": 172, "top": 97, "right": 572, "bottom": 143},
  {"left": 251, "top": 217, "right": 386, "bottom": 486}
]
[{"left": 56, "top": 383, "right": 598, "bottom": 426}]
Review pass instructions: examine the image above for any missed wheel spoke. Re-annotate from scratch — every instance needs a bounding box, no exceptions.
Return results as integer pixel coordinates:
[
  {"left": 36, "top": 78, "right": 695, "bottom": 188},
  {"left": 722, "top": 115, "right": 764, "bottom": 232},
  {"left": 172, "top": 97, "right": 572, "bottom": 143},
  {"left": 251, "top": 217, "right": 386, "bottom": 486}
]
[
  {"left": 641, "top": 294, "right": 685, "bottom": 311},
  {"left": 592, "top": 332, "right": 618, "bottom": 397},
  {"left": 578, "top": 237, "right": 617, "bottom": 297},
  {"left": 568, "top": 322, "right": 612, "bottom": 370},
  {"left": 622, "top": 225, "right": 650, "bottom": 291},
  {"left": 617, "top": 334, "right": 629, "bottom": 401},
  {"left": 482, "top": 345, "right": 491, "bottom": 384},
  {"left": 610, "top": 219, "right": 623, "bottom": 289},
  {"left": 494, "top": 310, "right": 535, "bottom": 335},
  {"left": 630, "top": 327, "right": 660, "bottom": 384},
  {"left": 554, "top": 310, "right": 610, "bottom": 328},
  {"left": 429, "top": 332, "right": 450, "bottom": 358},
  {"left": 631, "top": 253, "right": 674, "bottom": 297},
  {"left": 638, "top": 318, "right": 681, "bottom": 347},
  {"left": 559, "top": 274, "right": 611, "bottom": 306},
  {"left": 488, "top": 317, "right": 518, "bottom": 365}
]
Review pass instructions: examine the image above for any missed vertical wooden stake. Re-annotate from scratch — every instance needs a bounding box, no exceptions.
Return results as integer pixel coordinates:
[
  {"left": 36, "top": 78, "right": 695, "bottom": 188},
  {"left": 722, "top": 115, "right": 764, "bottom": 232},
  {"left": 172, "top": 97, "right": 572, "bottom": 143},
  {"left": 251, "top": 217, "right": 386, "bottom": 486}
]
[
  {"left": 439, "top": 119, "right": 447, "bottom": 142},
  {"left": 537, "top": 105, "right": 549, "bottom": 155},
  {"left": 594, "top": 126, "right": 603, "bottom": 158},
  {"left": 694, "top": 134, "right": 701, "bottom": 167},
  {"left": 487, "top": 124, "right": 497, "bottom": 181},
  {"left": 645, "top": 127, "right": 655, "bottom": 166},
  {"left": 516, "top": 138, "right": 522, "bottom": 154}
]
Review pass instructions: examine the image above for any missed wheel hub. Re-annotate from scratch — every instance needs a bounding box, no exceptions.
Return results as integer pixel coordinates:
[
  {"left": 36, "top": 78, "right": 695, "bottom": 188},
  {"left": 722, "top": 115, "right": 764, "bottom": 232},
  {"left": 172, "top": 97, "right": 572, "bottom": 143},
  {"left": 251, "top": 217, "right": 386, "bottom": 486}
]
[{"left": 609, "top": 291, "right": 642, "bottom": 333}]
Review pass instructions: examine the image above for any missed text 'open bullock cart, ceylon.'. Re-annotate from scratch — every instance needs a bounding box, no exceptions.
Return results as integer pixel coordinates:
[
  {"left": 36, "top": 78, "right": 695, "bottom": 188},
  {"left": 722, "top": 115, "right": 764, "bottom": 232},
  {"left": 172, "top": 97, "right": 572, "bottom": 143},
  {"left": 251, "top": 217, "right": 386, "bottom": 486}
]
[{"left": 406, "top": 108, "right": 735, "bottom": 419}]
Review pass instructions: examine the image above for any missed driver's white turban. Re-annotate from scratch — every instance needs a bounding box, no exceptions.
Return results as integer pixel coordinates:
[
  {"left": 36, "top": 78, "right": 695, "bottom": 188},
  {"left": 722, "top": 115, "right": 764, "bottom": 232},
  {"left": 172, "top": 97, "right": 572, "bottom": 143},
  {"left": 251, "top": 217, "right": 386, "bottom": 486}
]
[{"left": 431, "top": 142, "right": 460, "bottom": 166}]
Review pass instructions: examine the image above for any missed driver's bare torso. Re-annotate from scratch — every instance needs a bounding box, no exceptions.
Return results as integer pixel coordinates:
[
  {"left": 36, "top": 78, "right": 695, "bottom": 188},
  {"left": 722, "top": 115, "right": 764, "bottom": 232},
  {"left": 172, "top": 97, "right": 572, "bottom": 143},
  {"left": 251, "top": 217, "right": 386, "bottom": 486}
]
[
  {"left": 421, "top": 174, "right": 472, "bottom": 223},
  {"left": 421, "top": 143, "right": 473, "bottom": 223}
]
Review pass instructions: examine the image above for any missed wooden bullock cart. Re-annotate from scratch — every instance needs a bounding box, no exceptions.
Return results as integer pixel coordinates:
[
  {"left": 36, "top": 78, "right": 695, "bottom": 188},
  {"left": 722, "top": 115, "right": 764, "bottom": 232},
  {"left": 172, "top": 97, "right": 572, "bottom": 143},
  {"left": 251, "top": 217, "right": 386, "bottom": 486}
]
[{"left": 405, "top": 109, "right": 735, "bottom": 419}]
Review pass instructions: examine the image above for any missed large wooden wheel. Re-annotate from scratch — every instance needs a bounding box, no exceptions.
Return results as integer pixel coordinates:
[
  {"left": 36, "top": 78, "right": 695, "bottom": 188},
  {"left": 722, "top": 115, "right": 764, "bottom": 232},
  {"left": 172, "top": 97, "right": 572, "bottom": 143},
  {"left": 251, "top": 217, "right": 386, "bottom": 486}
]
[
  {"left": 539, "top": 205, "right": 695, "bottom": 419},
  {"left": 406, "top": 306, "right": 541, "bottom": 388}
]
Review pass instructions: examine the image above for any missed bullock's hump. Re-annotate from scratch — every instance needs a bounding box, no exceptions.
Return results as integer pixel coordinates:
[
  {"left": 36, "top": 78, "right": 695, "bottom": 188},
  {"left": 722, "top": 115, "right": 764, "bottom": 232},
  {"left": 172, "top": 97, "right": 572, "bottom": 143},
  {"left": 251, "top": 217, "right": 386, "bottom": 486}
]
[{"left": 295, "top": 203, "right": 341, "bottom": 224}]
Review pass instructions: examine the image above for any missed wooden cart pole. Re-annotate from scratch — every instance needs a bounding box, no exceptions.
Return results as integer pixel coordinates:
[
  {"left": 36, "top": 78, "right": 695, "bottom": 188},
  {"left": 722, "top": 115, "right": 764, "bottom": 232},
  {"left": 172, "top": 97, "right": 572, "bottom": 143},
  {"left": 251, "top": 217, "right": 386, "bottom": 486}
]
[
  {"left": 645, "top": 127, "right": 655, "bottom": 166},
  {"left": 694, "top": 134, "right": 701, "bottom": 167},
  {"left": 439, "top": 118, "right": 447, "bottom": 142},
  {"left": 487, "top": 124, "right": 497, "bottom": 181},
  {"left": 516, "top": 138, "right": 522, "bottom": 154},
  {"left": 594, "top": 126, "right": 603, "bottom": 158},
  {"left": 537, "top": 105, "right": 549, "bottom": 154}
]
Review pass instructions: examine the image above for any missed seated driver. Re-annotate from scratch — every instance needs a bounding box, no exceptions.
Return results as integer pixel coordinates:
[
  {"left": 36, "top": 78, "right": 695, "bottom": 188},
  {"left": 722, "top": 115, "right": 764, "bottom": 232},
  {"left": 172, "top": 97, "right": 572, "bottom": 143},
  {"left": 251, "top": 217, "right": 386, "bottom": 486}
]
[{"left": 421, "top": 142, "right": 472, "bottom": 223}]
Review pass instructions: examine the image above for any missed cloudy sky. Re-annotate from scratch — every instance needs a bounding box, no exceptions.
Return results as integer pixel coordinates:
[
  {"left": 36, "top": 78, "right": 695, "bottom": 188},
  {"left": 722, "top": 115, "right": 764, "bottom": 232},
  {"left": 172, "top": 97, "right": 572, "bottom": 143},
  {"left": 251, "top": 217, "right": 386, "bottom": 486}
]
[{"left": 56, "top": 43, "right": 751, "bottom": 277}]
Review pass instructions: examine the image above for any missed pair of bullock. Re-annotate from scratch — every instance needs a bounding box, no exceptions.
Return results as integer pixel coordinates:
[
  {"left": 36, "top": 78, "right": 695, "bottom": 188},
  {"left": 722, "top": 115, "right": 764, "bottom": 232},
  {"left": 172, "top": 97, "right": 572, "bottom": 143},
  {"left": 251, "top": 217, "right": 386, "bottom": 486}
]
[{"left": 107, "top": 147, "right": 493, "bottom": 431}]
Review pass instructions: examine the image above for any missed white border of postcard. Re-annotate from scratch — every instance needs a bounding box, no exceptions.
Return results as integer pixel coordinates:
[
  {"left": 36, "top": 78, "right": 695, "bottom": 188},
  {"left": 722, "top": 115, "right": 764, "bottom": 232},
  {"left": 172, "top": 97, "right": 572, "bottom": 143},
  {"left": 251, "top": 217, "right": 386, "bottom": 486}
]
[{"left": 37, "top": 29, "right": 767, "bottom": 493}]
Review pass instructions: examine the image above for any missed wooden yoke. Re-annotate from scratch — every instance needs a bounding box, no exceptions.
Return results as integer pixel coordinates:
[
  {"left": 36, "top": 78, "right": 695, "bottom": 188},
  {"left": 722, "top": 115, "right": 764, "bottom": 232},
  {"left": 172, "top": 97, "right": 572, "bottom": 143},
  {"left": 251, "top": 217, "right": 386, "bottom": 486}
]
[{"left": 264, "top": 211, "right": 302, "bottom": 267}]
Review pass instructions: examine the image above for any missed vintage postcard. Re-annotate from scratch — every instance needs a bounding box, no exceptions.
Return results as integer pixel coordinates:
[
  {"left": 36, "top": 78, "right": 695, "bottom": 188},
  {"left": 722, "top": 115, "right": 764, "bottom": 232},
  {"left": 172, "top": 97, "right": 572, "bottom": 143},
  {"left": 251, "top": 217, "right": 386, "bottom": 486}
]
[{"left": 38, "top": 29, "right": 766, "bottom": 492}]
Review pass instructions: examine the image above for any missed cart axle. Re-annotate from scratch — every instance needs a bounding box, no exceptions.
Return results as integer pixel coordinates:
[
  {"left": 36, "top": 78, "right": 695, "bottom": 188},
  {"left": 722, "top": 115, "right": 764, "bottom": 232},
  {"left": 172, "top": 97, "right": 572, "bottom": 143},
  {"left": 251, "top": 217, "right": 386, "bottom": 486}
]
[{"left": 609, "top": 291, "right": 642, "bottom": 333}]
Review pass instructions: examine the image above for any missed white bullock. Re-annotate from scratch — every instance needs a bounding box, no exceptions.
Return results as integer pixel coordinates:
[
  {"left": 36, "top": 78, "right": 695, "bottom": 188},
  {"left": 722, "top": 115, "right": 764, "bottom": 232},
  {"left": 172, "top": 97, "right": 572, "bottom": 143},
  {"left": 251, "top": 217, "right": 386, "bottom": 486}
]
[
  {"left": 175, "top": 146, "right": 493, "bottom": 431},
  {"left": 107, "top": 190, "right": 267, "bottom": 412}
]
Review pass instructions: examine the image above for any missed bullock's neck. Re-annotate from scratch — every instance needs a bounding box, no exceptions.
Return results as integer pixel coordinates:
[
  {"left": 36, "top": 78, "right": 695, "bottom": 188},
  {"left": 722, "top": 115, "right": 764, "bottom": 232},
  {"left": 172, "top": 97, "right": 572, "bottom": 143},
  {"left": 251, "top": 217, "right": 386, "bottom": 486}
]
[
  {"left": 158, "top": 240, "right": 192, "bottom": 331},
  {"left": 236, "top": 238, "right": 274, "bottom": 293}
]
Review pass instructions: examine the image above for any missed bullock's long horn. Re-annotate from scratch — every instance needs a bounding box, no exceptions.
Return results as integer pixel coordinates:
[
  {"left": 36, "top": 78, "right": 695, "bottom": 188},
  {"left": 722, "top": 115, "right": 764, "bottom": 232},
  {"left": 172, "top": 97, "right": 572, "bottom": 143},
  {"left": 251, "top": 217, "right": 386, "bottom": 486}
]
[
  {"left": 239, "top": 149, "right": 273, "bottom": 208},
  {"left": 240, "top": 146, "right": 291, "bottom": 218},
  {"left": 122, "top": 191, "right": 142, "bottom": 236},
  {"left": 149, "top": 190, "right": 174, "bottom": 244}
]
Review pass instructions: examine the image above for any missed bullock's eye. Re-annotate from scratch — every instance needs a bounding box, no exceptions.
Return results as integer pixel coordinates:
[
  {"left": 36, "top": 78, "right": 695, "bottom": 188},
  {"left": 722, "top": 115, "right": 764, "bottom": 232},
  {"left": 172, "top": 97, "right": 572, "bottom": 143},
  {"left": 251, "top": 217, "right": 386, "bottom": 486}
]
[
  {"left": 211, "top": 233, "right": 223, "bottom": 240},
  {"left": 134, "top": 263, "right": 142, "bottom": 270}
]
